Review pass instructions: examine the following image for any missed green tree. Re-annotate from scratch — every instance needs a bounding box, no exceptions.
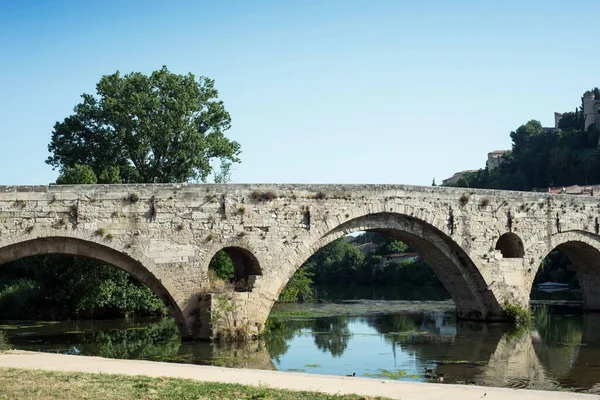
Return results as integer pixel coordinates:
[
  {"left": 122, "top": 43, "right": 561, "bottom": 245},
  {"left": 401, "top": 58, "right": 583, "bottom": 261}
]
[
  {"left": 47, "top": 66, "right": 241, "bottom": 183},
  {"left": 278, "top": 267, "right": 315, "bottom": 303},
  {"left": 56, "top": 164, "right": 98, "bottom": 185},
  {"left": 208, "top": 251, "right": 235, "bottom": 282},
  {"left": 1, "top": 67, "right": 244, "bottom": 321}
]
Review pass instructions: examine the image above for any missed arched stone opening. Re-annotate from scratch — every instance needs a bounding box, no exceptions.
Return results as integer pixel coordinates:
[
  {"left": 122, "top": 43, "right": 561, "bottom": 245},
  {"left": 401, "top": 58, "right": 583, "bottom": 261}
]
[
  {"left": 0, "top": 236, "right": 187, "bottom": 336},
  {"left": 208, "top": 246, "right": 262, "bottom": 292},
  {"left": 278, "top": 212, "right": 502, "bottom": 321},
  {"left": 495, "top": 233, "right": 525, "bottom": 258},
  {"left": 531, "top": 240, "right": 600, "bottom": 311}
]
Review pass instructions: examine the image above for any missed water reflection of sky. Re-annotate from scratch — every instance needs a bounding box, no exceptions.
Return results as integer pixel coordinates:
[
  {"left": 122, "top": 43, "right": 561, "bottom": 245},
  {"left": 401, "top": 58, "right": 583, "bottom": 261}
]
[{"left": 274, "top": 318, "right": 428, "bottom": 379}]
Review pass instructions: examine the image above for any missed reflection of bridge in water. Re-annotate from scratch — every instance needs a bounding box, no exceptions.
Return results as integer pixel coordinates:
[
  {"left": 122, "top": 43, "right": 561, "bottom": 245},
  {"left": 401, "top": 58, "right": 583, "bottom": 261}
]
[
  {"left": 389, "top": 312, "right": 600, "bottom": 393},
  {"left": 169, "top": 309, "right": 600, "bottom": 392},
  {"left": 211, "top": 310, "right": 600, "bottom": 393}
]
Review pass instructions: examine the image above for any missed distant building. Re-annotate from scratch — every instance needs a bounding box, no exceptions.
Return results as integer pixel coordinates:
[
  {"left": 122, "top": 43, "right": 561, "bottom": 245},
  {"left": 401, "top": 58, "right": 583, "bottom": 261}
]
[
  {"left": 486, "top": 150, "right": 509, "bottom": 171},
  {"left": 554, "top": 112, "right": 563, "bottom": 128},
  {"left": 382, "top": 253, "right": 420, "bottom": 265},
  {"left": 346, "top": 235, "right": 379, "bottom": 255},
  {"left": 554, "top": 90, "right": 600, "bottom": 130},
  {"left": 583, "top": 91, "right": 600, "bottom": 130},
  {"left": 355, "top": 242, "right": 379, "bottom": 256},
  {"left": 442, "top": 169, "right": 479, "bottom": 185},
  {"left": 544, "top": 185, "right": 600, "bottom": 196}
]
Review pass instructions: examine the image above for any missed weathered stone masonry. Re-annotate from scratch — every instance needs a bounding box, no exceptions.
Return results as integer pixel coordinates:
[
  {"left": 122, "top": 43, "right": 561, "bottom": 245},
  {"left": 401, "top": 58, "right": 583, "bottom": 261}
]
[{"left": 0, "top": 183, "right": 599, "bottom": 339}]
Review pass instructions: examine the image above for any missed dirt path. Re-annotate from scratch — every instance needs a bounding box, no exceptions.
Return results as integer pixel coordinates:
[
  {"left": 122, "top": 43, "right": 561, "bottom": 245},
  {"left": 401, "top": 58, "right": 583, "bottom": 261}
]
[{"left": 0, "top": 351, "right": 597, "bottom": 400}]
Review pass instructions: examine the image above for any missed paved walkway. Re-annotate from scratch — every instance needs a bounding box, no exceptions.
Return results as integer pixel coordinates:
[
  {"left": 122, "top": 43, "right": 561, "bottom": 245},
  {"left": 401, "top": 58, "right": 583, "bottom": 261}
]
[{"left": 0, "top": 351, "right": 597, "bottom": 400}]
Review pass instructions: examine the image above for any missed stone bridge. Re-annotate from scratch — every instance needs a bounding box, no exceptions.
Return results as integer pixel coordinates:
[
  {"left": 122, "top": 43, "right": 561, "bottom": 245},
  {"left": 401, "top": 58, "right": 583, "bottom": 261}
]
[{"left": 0, "top": 183, "right": 599, "bottom": 339}]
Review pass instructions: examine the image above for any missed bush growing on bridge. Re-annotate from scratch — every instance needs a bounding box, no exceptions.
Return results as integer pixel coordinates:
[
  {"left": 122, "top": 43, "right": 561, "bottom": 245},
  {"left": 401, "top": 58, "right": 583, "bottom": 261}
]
[{"left": 503, "top": 300, "right": 532, "bottom": 327}]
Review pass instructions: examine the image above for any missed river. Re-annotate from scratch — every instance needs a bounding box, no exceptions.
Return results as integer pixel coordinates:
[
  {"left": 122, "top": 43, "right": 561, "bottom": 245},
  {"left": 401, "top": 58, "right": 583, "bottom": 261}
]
[{"left": 1, "top": 289, "right": 598, "bottom": 394}]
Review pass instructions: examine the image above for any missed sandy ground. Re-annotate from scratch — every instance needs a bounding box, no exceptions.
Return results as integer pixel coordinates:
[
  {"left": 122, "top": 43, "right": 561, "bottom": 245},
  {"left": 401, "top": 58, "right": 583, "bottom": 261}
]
[{"left": 0, "top": 351, "right": 597, "bottom": 400}]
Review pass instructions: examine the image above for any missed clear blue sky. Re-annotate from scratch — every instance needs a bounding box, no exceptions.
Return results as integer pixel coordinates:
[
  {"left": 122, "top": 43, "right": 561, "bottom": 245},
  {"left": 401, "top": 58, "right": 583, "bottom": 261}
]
[{"left": 1, "top": 0, "right": 599, "bottom": 186}]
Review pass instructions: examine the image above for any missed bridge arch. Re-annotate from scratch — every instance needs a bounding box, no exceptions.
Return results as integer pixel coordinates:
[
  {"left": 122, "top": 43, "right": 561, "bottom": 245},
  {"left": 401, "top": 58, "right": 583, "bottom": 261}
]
[
  {"left": 527, "top": 230, "right": 600, "bottom": 311},
  {"left": 207, "top": 245, "right": 262, "bottom": 292},
  {"left": 0, "top": 234, "right": 187, "bottom": 336},
  {"left": 495, "top": 232, "right": 525, "bottom": 258},
  {"left": 278, "top": 212, "right": 503, "bottom": 321}
]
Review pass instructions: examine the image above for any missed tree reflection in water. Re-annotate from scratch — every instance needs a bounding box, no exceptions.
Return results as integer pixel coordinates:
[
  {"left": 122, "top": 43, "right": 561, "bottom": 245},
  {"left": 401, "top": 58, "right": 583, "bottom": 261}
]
[
  {"left": 265, "top": 316, "right": 351, "bottom": 358},
  {"left": 312, "top": 316, "right": 351, "bottom": 357},
  {"left": 79, "top": 318, "right": 181, "bottom": 360}
]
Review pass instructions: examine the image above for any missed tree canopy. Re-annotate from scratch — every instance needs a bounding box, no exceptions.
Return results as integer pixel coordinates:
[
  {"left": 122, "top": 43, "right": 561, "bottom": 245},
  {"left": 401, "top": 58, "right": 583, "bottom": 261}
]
[
  {"left": 47, "top": 66, "right": 241, "bottom": 183},
  {"left": 445, "top": 88, "right": 600, "bottom": 191}
]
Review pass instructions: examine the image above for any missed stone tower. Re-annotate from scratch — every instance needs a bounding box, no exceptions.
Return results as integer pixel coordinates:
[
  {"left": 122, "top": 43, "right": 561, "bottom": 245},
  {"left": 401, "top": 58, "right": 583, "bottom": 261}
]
[{"left": 583, "top": 91, "right": 597, "bottom": 130}]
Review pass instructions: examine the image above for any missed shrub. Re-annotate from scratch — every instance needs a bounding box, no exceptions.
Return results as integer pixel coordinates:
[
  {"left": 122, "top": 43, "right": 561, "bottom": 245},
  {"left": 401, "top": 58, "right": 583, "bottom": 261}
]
[
  {"left": 459, "top": 193, "right": 469, "bottom": 206},
  {"left": 250, "top": 191, "right": 262, "bottom": 201},
  {"left": 250, "top": 190, "right": 276, "bottom": 202},
  {"left": 0, "top": 279, "right": 42, "bottom": 320},
  {"left": 128, "top": 193, "right": 140, "bottom": 203},
  {"left": 315, "top": 190, "right": 326, "bottom": 200},
  {"left": 503, "top": 300, "right": 532, "bottom": 327},
  {"left": 264, "top": 190, "right": 276, "bottom": 200},
  {"left": 480, "top": 198, "right": 490, "bottom": 208},
  {"left": 0, "top": 331, "right": 10, "bottom": 352}
]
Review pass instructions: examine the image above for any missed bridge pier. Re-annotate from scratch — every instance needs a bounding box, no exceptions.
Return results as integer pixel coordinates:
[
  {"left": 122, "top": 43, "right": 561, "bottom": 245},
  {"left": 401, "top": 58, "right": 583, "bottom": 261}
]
[{"left": 193, "top": 293, "right": 272, "bottom": 340}]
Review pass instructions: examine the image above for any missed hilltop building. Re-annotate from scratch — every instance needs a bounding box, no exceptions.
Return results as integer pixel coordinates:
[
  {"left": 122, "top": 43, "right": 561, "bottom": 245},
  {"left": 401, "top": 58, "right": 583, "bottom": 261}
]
[
  {"left": 555, "top": 90, "right": 600, "bottom": 130},
  {"left": 487, "top": 150, "right": 509, "bottom": 171},
  {"left": 442, "top": 169, "right": 479, "bottom": 186},
  {"left": 582, "top": 91, "right": 600, "bottom": 130}
]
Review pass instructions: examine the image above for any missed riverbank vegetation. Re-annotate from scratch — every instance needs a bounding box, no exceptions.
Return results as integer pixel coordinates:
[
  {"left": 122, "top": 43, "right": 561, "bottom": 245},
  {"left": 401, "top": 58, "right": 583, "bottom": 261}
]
[
  {"left": 0, "top": 368, "right": 388, "bottom": 400},
  {"left": 0, "top": 256, "right": 167, "bottom": 320},
  {"left": 277, "top": 232, "right": 446, "bottom": 303}
]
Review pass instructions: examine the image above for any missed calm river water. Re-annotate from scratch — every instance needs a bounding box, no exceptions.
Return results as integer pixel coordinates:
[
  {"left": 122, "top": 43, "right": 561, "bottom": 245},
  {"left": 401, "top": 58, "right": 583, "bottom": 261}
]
[{"left": 1, "top": 289, "right": 599, "bottom": 394}]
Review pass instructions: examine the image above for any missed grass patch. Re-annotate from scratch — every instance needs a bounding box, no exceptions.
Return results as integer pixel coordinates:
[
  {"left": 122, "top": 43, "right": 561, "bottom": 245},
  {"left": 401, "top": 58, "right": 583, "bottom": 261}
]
[
  {"left": 0, "top": 368, "right": 388, "bottom": 400},
  {"left": 362, "top": 369, "right": 419, "bottom": 379},
  {"left": 305, "top": 364, "right": 320, "bottom": 368},
  {"left": 436, "top": 360, "right": 486, "bottom": 366},
  {"left": 268, "top": 311, "right": 327, "bottom": 318}
]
